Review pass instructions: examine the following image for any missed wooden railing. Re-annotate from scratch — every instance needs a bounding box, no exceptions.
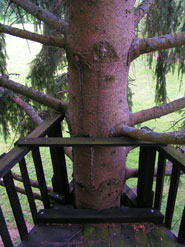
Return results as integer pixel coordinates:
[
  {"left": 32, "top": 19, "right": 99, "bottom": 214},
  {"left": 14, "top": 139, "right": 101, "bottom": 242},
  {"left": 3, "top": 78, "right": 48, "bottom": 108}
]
[{"left": 0, "top": 114, "right": 185, "bottom": 246}]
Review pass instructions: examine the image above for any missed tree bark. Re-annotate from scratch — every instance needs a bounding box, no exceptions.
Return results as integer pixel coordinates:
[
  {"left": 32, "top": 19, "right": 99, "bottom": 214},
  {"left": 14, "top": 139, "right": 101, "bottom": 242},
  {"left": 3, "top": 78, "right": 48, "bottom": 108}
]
[{"left": 66, "top": 0, "right": 135, "bottom": 210}]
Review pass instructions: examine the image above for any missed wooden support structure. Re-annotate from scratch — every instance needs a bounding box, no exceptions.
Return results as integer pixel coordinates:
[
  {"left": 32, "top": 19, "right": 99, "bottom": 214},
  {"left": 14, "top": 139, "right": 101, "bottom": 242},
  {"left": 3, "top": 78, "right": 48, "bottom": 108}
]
[{"left": 0, "top": 115, "right": 185, "bottom": 246}]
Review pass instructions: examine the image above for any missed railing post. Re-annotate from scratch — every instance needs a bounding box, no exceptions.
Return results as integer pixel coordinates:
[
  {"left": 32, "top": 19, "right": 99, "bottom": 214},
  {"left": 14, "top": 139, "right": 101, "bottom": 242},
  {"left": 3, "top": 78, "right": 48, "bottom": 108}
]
[
  {"left": 0, "top": 205, "right": 13, "bottom": 247},
  {"left": 137, "top": 146, "right": 156, "bottom": 208},
  {"left": 48, "top": 122, "right": 69, "bottom": 197},
  {"left": 178, "top": 205, "right": 185, "bottom": 244},
  {"left": 154, "top": 152, "right": 166, "bottom": 210}
]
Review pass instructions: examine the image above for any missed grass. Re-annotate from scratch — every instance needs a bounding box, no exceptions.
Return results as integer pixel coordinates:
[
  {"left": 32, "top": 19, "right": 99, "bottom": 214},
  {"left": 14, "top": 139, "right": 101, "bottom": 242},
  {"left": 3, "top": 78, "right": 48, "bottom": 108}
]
[{"left": 0, "top": 24, "right": 185, "bottom": 244}]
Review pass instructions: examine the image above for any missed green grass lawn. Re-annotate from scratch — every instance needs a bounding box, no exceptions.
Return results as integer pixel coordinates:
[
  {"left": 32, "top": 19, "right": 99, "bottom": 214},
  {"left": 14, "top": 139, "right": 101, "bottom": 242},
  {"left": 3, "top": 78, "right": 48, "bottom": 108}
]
[{"left": 0, "top": 24, "right": 185, "bottom": 243}]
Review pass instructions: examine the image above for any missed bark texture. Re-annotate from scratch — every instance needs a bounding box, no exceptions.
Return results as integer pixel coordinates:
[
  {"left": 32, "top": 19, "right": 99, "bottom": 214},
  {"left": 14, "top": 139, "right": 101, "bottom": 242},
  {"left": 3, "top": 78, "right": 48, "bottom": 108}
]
[{"left": 66, "top": 0, "right": 135, "bottom": 209}]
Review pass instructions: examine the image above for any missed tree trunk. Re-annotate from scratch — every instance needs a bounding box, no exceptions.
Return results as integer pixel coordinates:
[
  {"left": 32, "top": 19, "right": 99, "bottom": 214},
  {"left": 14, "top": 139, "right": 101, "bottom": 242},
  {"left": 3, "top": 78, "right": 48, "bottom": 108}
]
[{"left": 66, "top": 0, "right": 135, "bottom": 210}]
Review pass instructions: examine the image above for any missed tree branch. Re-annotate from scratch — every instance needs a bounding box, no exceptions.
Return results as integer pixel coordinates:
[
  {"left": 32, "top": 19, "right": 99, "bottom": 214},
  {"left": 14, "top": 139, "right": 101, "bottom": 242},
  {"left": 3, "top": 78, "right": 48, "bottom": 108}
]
[
  {"left": 134, "top": 0, "right": 154, "bottom": 26},
  {"left": 11, "top": 0, "right": 68, "bottom": 35},
  {"left": 130, "top": 32, "right": 185, "bottom": 61},
  {"left": 0, "top": 76, "right": 67, "bottom": 113},
  {"left": 111, "top": 125, "right": 185, "bottom": 144},
  {"left": 130, "top": 97, "right": 185, "bottom": 125},
  {"left": 0, "top": 87, "right": 43, "bottom": 125},
  {"left": 0, "top": 23, "right": 66, "bottom": 48}
]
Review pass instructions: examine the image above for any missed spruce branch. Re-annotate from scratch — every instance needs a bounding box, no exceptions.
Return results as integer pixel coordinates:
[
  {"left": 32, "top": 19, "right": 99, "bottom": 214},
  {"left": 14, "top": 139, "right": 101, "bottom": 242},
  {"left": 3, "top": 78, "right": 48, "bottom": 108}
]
[
  {"left": 130, "top": 97, "right": 185, "bottom": 125},
  {"left": 111, "top": 125, "right": 185, "bottom": 145},
  {"left": 0, "top": 23, "right": 66, "bottom": 48},
  {"left": 134, "top": 0, "right": 154, "bottom": 26},
  {"left": 10, "top": 0, "right": 68, "bottom": 35},
  {"left": 130, "top": 32, "right": 185, "bottom": 61},
  {"left": 0, "top": 87, "right": 43, "bottom": 125},
  {"left": 0, "top": 76, "right": 67, "bottom": 113}
]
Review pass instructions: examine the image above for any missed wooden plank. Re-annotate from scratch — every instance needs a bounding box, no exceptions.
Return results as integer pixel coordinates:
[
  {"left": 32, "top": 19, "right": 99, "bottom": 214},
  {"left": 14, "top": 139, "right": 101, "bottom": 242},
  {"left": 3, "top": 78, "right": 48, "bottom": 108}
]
[
  {"left": 19, "top": 158, "right": 37, "bottom": 222},
  {"left": 158, "top": 146, "right": 185, "bottom": 173},
  {"left": 32, "top": 148, "right": 50, "bottom": 209},
  {"left": 178, "top": 205, "right": 185, "bottom": 244},
  {"left": 3, "top": 171, "right": 28, "bottom": 240},
  {"left": 19, "top": 223, "right": 183, "bottom": 247},
  {"left": 0, "top": 205, "right": 13, "bottom": 247},
  {"left": 164, "top": 164, "right": 180, "bottom": 228},
  {"left": 17, "top": 137, "right": 165, "bottom": 147},
  {"left": 34, "top": 207, "right": 164, "bottom": 224},
  {"left": 137, "top": 147, "right": 156, "bottom": 208},
  {"left": 0, "top": 114, "right": 64, "bottom": 179},
  {"left": 154, "top": 152, "right": 166, "bottom": 210},
  {"left": 48, "top": 123, "right": 69, "bottom": 196}
]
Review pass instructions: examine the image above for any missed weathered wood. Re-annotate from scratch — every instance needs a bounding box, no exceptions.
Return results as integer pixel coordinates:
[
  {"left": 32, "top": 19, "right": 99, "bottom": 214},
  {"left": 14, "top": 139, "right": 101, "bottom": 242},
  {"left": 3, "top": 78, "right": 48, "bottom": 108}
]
[
  {"left": 34, "top": 206, "right": 164, "bottom": 224},
  {"left": 32, "top": 148, "right": 50, "bottom": 209},
  {"left": 17, "top": 137, "right": 166, "bottom": 147},
  {"left": 121, "top": 184, "right": 137, "bottom": 207},
  {"left": 48, "top": 123, "right": 69, "bottom": 196},
  {"left": 154, "top": 152, "right": 166, "bottom": 210},
  {"left": 164, "top": 164, "right": 180, "bottom": 229},
  {"left": 158, "top": 146, "right": 185, "bottom": 173},
  {"left": 178, "top": 205, "right": 185, "bottom": 244},
  {"left": 3, "top": 171, "right": 28, "bottom": 240},
  {"left": 19, "top": 158, "right": 37, "bottom": 222},
  {"left": 0, "top": 205, "right": 13, "bottom": 247},
  {"left": 0, "top": 115, "right": 64, "bottom": 179},
  {"left": 19, "top": 223, "right": 182, "bottom": 247},
  {"left": 137, "top": 147, "right": 156, "bottom": 208}
]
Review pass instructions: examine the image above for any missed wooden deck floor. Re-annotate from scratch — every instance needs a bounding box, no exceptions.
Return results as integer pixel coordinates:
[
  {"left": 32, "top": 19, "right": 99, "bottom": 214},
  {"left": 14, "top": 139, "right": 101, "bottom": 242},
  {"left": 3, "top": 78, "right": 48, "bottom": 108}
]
[{"left": 19, "top": 222, "right": 184, "bottom": 247}]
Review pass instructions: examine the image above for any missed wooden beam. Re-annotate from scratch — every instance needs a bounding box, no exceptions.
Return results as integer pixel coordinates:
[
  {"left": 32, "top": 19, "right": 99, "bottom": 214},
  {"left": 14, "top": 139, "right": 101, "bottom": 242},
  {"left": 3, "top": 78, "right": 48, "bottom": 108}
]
[
  {"left": 35, "top": 206, "right": 164, "bottom": 224},
  {"left": 17, "top": 137, "right": 165, "bottom": 147}
]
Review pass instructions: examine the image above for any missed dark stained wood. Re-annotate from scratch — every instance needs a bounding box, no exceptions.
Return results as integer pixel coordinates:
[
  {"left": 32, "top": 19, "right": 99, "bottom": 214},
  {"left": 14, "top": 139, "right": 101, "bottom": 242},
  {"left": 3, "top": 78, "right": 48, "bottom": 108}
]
[
  {"left": 164, "top": 164, "right": 180, "bottom": 229},
  {"left": 121, "top": 184, "right": 137, "bottom": 207},
  {"left": 137, "top": 147, "right": 156, "bottom": 208},
  {"left": 19, "top": 222, "right": 183, "bottom": 247},
  {"left": 34, "top": 206, "right": 164, "bottom": 224},
  {"left": 48, "top": 123, "right": 69, "bottom": 196},
  {"left": 3, "top": 171, "right": 28, "bottom": 240},
  {"left": 158, "top": 146, "right": 185, "bottom": 173},
  {"left": 0, "top": 115, "right": 64, "bottom": 179},
  {"left": 17, "top": 137, "right": 166, "bottom": 147},
  {"left": 178, "top": 205, "right": 185, "bottom": 244},
  {"left": 32, "top": 148, "right": 50, "bottom": 209},
  {"left": 154, "top": 152, "right": 166, "bottom": 210},
  {"left": 0, "top": 205, "right": 13, "bottom": 247},
  {"left": 19, "top": 158, "right": 37, "bottom": 222}
]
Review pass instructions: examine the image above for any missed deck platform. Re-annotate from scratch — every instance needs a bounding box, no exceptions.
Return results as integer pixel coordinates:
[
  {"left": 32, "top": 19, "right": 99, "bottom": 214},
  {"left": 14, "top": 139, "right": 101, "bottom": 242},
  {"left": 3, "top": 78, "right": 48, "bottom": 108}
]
[{"left": 19, "top": 222, "right": 183, "bottom": 247}]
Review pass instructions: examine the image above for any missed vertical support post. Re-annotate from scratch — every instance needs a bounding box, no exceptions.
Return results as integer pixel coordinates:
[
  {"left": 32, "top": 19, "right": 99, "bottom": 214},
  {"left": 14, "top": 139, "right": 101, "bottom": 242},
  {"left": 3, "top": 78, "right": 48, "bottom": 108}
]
[
  {"left": 154, "top": 152, "right": 166, "bottom": 210},
  {"left": 32, "top": 147, "right": 50, "bottom": 209},
  {"left": 178, "top": 205, "right": 185, "bottom": 244},
  {"left": 0, "top": 205, "right": 13, "bottom": 247},
  {"left": 19, "top": 158, "right": 37, "bottom": 222},
  {"left": 164, "top": 164, "right": 180, "bottom": 228},
  {"left": 48, "top": 122, "right": 69, "bottom": 196},
  {"left": 137, "top": 146, "right": 156, "bottom": 208},
  {"left": 3, "top": 171, "right": 28, "bottom": 240}
]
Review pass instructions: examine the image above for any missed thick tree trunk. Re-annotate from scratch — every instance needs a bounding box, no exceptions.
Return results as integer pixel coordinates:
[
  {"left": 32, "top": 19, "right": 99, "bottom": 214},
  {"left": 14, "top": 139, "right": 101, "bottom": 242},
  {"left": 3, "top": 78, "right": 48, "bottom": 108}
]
[{"left": 66, "top": 0, "right": 134, "bottom": 210}]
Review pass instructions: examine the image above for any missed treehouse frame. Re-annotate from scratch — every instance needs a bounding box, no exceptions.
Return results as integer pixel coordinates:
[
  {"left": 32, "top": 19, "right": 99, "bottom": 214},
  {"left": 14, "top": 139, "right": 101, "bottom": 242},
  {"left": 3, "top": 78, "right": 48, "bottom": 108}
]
[{"left": 0, "top": 114, "right": 185, "bottom": 246}]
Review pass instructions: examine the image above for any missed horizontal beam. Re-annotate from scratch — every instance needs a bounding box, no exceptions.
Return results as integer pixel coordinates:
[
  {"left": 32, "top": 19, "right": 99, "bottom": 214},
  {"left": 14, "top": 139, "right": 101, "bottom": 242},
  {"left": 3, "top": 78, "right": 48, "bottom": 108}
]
[
  {"left": 17, "top": 137, "right": 165, "bottom": 147},
  {"left": 35, "top": 207, "right": 164, "bottom": 224}
]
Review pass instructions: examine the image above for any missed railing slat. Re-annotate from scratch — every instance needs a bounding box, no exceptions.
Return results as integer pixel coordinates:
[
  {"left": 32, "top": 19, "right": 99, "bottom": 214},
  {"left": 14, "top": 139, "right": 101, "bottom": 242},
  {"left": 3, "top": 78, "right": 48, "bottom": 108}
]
[
  {"left": 0, "top": 205, "right": 13, "bottom": 247},
  {"left": 178, "top": 205, "right": 185, "bottom": 244},
  {"left": 19, "top": 158, "right": 37, "bottom": 221},
  {"left": 32, "top": 148, "right": 50, "bottom": 209},
  {"left": 137, "top": 147, "right": 156, "bottom": 208},
  {"left": 48, "top": 123, "right": 69, "bottom": 196},
  {"left": 154, "top": 153, "right": 166, "bottom": 210},
  {"left": 164, "top": 164, "right": 180, "bottom": 228},
  {"left": 3, "top": 171, "right": 28, "bottom": 240}
]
